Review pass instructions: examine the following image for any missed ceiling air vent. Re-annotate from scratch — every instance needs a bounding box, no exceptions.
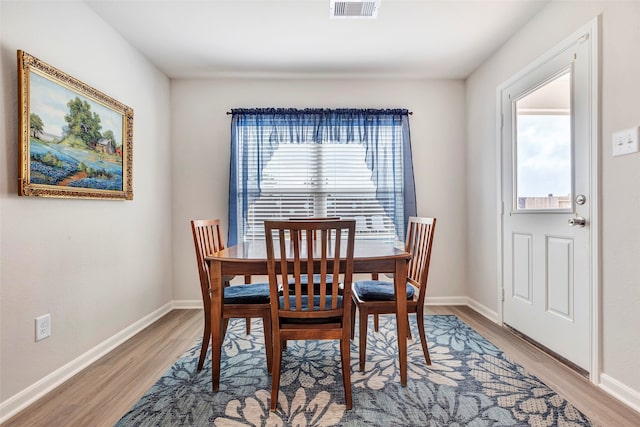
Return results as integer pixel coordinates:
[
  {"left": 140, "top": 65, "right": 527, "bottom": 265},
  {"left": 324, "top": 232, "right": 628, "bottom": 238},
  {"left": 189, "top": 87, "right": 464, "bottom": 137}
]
[{"left": 330, "top": 0, "right": 381, "bottom": 19}]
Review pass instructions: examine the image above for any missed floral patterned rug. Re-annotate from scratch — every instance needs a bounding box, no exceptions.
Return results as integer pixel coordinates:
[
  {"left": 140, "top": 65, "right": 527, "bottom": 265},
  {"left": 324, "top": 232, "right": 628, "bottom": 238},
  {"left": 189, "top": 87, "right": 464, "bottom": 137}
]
[{"left": 115, "top": 315, "right": 592, "bottom": 426}]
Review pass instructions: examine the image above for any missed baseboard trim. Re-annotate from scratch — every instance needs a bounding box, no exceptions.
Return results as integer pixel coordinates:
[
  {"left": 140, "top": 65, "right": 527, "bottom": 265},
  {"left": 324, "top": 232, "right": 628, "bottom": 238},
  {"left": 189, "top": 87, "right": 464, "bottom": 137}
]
[
  {"left": 0, "top": 302, "right": 173, "bottom": 423},
  {"left": 600, "top": 373, "right": 640, "bottom": 414},
  {"left": 425, "top": 296, "right": 499, "bottom": 324},
  {"left": 424, "top": 296, "right": 467, "bottom": 306},
  {"left": 173, "top": 299, "right": 202, "bottom": 310},
  {"left": 465, "top": 297, "right": 500, "bottom": 323}
]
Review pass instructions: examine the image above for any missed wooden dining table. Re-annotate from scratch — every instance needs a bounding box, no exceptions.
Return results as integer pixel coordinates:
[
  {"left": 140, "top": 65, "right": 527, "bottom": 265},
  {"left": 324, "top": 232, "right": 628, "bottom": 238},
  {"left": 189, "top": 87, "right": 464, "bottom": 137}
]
[{"left": 205, "top": 240, "right": 411, "bottom": 391}]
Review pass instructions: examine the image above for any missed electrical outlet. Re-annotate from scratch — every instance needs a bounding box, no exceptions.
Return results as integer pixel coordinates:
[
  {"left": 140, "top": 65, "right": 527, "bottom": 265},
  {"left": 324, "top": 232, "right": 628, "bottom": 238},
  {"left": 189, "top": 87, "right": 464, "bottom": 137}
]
[
  {"left": 612, "top": 126, "right": 639, "bottom": 157},
  {"left": 35, "top": 314, "right": 51, "bottom": 341}
]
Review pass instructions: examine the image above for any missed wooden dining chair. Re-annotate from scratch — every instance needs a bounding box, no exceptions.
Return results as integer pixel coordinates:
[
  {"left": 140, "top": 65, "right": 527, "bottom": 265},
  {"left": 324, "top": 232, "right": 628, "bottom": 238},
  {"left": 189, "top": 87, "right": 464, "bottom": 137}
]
[
  {"left": 351, "top": 216, "right": 436, "bottom": 371},
  {"left": 264, "top": 219, "right": 356, "bottom": 411},
  {"left": 191, "top": 219, "right": 273, "bottom": 380}
]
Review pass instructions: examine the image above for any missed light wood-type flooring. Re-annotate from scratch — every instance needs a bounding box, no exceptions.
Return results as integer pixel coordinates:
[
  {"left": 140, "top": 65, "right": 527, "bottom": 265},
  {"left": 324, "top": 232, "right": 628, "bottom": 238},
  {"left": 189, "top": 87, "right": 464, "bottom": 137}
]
[{"left": 3, "top": 306, "right": 639, "bottom": 426}]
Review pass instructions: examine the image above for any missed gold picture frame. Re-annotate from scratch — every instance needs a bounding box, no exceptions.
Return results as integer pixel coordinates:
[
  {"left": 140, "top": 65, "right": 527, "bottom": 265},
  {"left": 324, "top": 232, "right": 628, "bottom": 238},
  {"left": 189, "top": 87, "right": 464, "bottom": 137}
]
[{"left": 17, "top": 50, "right": 133, "bottom": 200}]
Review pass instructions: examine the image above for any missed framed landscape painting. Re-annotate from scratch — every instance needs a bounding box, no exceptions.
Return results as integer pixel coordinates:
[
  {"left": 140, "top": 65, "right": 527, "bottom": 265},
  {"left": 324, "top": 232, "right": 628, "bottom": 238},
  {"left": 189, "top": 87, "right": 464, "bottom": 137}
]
[{"left": 17, "top": 50, "right": 133, "bottom": 200}]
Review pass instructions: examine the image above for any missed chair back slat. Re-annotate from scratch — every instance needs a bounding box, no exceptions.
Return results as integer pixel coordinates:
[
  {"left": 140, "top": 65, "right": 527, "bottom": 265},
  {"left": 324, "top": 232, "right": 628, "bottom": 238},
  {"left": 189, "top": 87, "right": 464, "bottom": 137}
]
[
  {"left": 304, "top": 229, "right": 315, "bottom": 303},
  {"left": 265, "top": 219, "right": 355, "bottom": 320},
  {"left": 405, "top": 217, "right": 436, "bottom": 303},
  {"left": 330, "top": 227, "right": 343, "bottom": 308},
  {"left": 277, "top": 228, "right": 292, "bottom": 310}
]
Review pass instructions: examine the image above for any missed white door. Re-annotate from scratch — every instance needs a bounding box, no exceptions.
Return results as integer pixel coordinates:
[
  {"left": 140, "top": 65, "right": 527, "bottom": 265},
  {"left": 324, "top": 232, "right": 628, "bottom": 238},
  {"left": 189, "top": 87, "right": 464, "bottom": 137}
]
[{"left": 500, "top": 27, "right": 597, "bottom": 372}]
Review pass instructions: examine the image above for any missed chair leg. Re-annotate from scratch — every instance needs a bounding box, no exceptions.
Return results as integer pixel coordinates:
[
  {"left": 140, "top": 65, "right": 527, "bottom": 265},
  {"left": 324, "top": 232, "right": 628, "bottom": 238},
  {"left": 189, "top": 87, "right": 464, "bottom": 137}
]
[
  {"left": 340, "top": 334, "right": 353, "bottom": 409},
  {"left": 262, "top": 314, "right": 273, "bottom": 374},
  {"left": 198, "top": 309, "right": 211, "bottom": 371},
  {"left": 270, "top": 338, "right": 282, "bottom": 412},
  {"left": 211, "top": 312, "right": 223, "bottom": 392},
  {"left": 407, "top": 318, "right": 412, "bottom": 340},
  {"left": 350, "top": 300, "right": 357, "bottom": 340},
  {"left": 222, "top": 318, "right": 230, "bottom": 338},
  {"left": 371, "top": 274, "right": 380, "bottom": 333},
  {"left": 416, "top": 309, "right": 431, "bottom": 365},
  {"left": 243, "top": 278, "right": 252, "bottom": 335},
  {"left": 358, "top": 308, "right": 368, "bottom": 371}
]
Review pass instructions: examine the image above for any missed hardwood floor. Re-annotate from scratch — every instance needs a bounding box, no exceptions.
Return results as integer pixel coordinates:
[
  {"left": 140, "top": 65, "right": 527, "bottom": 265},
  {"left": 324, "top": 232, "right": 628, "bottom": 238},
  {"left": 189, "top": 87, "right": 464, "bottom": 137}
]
[
  {"left": 2, "top": 310, "right": 202, "bottom": 427},
  {"left": 3, "top": 306, "right": 639, "bottom": 426}
]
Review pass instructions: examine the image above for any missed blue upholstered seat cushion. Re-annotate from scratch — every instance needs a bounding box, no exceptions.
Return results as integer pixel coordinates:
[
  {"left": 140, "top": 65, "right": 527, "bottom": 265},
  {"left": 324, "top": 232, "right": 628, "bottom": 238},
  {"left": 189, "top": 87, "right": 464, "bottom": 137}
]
[
  {"left": 279, "top": 295, "right": 343, "bottom": 310},
  {"left": 353, "top": 280, "right": 415, "bottom": 301},
  {"left": 223, "top": 283, "right": 270, "bottom": 304}
]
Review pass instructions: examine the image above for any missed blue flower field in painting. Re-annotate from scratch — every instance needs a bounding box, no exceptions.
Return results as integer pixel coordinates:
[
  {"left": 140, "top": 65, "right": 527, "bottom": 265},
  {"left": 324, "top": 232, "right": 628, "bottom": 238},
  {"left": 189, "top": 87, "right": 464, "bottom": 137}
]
[{"left": 30, "top": 139, "right": 123, "bottom": 191}]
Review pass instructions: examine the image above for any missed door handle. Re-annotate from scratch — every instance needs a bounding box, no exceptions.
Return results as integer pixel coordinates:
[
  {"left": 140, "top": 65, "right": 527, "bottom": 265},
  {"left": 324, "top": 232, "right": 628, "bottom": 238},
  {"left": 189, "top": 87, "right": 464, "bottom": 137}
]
[{"left": 568, "top": 216, "right": 586, "bottom": 227}]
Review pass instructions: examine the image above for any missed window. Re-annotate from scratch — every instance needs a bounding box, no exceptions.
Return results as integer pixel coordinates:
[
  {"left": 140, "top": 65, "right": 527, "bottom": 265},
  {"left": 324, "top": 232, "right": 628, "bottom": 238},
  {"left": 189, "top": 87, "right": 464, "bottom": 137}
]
[
  {"left": 228, "top": 109, "right": 416, "bottom": 246},
  {"left": 514, "top": 70, "right": 572, "bottom": 211}
]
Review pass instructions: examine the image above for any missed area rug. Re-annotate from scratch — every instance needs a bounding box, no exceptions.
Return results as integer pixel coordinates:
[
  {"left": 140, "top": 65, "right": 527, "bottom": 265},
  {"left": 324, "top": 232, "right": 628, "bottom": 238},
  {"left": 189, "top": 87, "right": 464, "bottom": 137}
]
[{"left": 115, "top": 315, "right": 592, "bottom": 426}]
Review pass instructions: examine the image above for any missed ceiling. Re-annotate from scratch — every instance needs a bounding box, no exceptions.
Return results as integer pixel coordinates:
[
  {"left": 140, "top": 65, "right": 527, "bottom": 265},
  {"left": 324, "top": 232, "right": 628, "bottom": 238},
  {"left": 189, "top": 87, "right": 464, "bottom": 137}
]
[{"left": 85, "top": 0, "right": 549, "bottom": 80}]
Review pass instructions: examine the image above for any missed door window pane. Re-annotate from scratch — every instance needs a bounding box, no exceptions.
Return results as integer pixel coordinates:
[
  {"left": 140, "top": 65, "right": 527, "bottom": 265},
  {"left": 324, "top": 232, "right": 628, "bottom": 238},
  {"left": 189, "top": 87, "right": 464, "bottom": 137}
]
[{"left": 515, "top": 70, "right": 572, "bottom": 210}]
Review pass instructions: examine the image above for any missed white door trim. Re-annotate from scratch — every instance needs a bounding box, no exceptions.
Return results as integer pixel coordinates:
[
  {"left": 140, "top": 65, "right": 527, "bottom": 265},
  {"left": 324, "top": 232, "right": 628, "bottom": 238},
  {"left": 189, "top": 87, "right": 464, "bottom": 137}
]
[{"left": 495, "top": 16, "right": 600, "bottom": 384}]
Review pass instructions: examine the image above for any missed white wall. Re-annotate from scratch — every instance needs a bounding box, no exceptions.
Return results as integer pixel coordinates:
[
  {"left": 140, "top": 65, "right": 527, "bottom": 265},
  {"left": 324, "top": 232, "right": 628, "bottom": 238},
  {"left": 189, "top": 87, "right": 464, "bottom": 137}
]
[
  {"left": 0, "top": 0, "right": 172, "bottom": 409},
  {"left": 466, "top": 0, "right": 640, "bottom": 407},
  {"left": 170, "top": 79, "right": 467, "bottom": 303}
]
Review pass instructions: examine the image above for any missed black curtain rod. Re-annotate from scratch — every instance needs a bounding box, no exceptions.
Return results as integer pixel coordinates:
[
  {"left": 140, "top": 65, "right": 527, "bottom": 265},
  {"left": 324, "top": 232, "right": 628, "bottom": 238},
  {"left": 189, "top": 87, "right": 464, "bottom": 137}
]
[{"left": 226, "top": 110, "right": 413, "bottom": 115}]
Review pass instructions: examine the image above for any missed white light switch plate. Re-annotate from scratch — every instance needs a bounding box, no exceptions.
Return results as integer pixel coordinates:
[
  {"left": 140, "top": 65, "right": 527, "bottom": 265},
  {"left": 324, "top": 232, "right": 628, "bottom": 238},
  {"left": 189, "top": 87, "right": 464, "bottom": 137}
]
[{"left": 612, "top": 126, "right": 639, "bottom": 157}]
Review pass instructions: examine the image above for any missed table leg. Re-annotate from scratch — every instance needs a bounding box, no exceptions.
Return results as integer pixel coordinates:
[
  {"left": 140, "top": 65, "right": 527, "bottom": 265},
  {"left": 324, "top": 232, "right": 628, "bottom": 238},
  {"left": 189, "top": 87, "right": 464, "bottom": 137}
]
[
  {"left": 394, "top": 258, "right": 409, "bottom": 387},
  {"left": 210, "top": 260, "right": 223, "bottom": 392}
]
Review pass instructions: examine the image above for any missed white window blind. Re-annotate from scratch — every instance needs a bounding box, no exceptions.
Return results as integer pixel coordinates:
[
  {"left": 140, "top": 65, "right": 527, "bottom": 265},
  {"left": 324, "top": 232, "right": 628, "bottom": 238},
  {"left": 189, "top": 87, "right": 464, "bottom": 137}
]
[{"left": 241, "top": 142, "right": 399, "bottom": 243}]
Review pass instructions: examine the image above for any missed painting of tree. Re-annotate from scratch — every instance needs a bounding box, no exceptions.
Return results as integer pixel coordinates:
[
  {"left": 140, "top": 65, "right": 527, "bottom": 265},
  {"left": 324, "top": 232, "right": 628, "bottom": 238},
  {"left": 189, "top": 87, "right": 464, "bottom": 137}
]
[{"left": 18, "top": 50, "right": 133, "bottom": 200}]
